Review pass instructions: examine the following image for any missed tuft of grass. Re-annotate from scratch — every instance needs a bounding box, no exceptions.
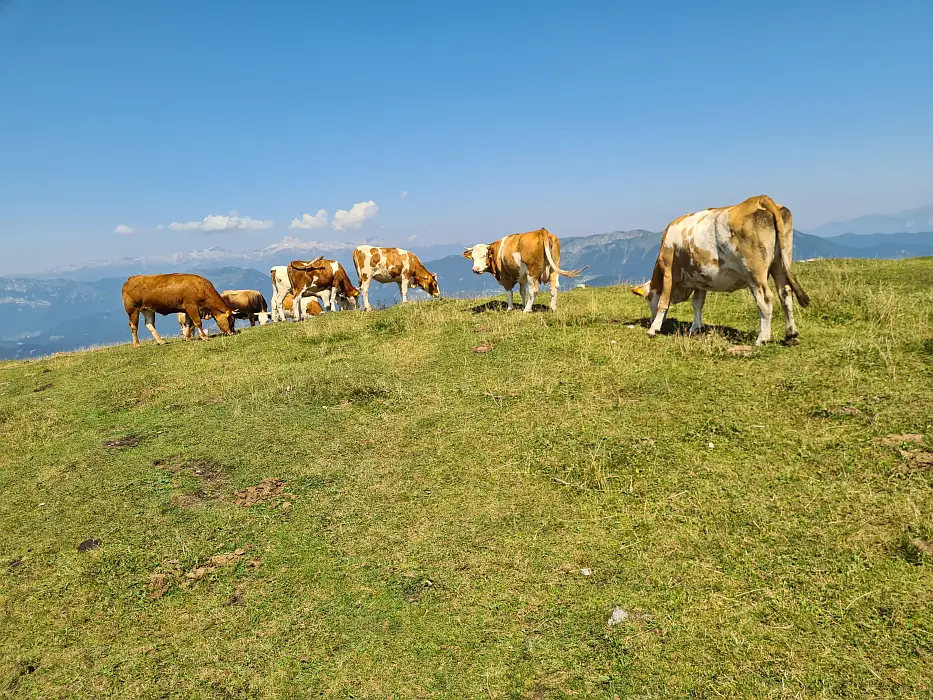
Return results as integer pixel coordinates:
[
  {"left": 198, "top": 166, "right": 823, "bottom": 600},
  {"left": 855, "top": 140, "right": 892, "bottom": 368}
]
[{"left": 1, "top": 257, "right": 932, "bottom": 698}]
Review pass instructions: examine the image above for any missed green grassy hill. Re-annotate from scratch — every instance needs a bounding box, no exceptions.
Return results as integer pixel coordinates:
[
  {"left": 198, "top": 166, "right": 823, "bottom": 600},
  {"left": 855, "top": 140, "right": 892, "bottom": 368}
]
[{"left": 1, "top": 258, "right": 932, "bottom": 698}]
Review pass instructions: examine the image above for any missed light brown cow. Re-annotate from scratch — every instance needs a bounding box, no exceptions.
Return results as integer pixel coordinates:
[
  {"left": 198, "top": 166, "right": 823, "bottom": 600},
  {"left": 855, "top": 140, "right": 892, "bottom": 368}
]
[
  {"left": 463, "top": 228, "right": 585, "bottom": 312},
  {"left": 283, "top": 293, "right": 324, "bottom": 318},
  {"left": 176, "top": 288, "right": 269, "bottom": 337},
  {"left": 286, "top": 258, "right": 360, "bottom": 320},
  {"left": 632, "top": 194, "right": 810, "bottom": 345},
  {"left": 122, "top": 273, "right": 234, "bottom": 347},
  {"left": 352, "top": 246, "right": 440, "bottom": 311}
]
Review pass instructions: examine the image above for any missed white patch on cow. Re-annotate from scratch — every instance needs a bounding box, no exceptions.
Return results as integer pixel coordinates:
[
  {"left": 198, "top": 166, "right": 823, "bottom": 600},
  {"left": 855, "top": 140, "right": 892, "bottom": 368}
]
[{"left": 270, "top": 266, "right": 291, "bottom": 322}]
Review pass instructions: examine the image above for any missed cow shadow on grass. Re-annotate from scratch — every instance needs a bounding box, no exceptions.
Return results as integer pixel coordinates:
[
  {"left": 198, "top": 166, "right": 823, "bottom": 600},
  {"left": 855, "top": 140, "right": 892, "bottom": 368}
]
[
  {"left": 468, "top": 300, "right": 552, "bottom": 314},
  {"left": 620, "top": 317, "right": 757, "bottom": 344}
]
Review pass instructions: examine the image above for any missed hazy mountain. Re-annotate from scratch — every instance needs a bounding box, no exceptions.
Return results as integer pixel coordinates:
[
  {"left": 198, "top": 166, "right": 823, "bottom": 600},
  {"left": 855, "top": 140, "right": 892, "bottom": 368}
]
[
  {"left": 805, "top": 205, "right": 933, "bottom": 237},
  {"left": 30, "top": 240, "right": 468, "bottom": 282},
  {"left": 3, "top": 229, "right": 932, "bottom": 360}
]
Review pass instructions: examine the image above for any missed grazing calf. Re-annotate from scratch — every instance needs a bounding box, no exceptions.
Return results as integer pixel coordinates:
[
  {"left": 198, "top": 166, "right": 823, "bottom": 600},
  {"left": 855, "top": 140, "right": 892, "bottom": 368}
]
[
  {"left": 122, "top": 273, "right": 234, "bottom": 347},
  {"left": 463, "top": 228, "right": 585, "bottom": 312},
  {"left": 632, "top": 194, "right": 810, "bottom": 344},
  {"left": 287, "top": 258, "right": 359, "bottom": 319},
  {"left": 351, "top": 246, "right": 439, "bottom": 311}
]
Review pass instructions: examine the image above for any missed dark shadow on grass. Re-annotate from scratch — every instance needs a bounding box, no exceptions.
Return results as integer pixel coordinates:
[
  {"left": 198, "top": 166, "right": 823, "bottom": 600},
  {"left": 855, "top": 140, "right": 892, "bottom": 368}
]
[
  {"left": 620, "top": 317, "right": 758, "bottom": 344},
  {"left": 468, "top": 300, "right": 551, "bottom": 314}
]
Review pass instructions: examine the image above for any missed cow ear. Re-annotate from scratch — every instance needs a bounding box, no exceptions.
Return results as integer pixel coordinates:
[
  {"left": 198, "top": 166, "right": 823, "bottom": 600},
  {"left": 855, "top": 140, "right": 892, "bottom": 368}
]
[
  {"left": 632, "top": 284, "right": 647, "bottom": 297},
  {"left": 462, "top": 249, "right": 472, "bottom": 259}
]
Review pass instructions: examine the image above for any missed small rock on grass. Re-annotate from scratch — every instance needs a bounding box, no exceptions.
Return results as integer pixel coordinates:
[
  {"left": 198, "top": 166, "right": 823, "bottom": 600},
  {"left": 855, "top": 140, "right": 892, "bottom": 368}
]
[{"left": 607, "top": 608, "right": 629, "bottom": 626}]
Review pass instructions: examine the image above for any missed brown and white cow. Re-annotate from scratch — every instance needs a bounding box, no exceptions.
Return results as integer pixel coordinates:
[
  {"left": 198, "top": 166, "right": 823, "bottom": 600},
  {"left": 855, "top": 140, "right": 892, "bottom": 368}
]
[
  {"left": 278, "top": 259, "right": 359, "bottom": 321},
  {"left": 122, "top": 273, "right": 234, "bottom": 347},
  {"left": 176, "top": 288, "right": 269, "bottom": 337},
  {"left": 632, "top": 194, "right": 810, "bottom": 345},
  {"left": 352, "top": 246, "right": 440, "bottom": 311},
  {"left": 463, "top": 228, "right": 585, "bottom": 312}
]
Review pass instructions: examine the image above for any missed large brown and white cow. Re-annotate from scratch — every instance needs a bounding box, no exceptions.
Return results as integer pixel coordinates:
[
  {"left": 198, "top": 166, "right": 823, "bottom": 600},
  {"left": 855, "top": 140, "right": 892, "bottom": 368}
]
[
  {"left": 463, "top": 228, "right": 585, "bottom": 312},
  {"left": 352, "top": 246, "right": 440, "bottom": 311},
  {"left": 632, "top": 194, "right": 810, "bottom": 345},
  {"left": 122, "top": 273, "right": 235, "bottom": 347},
  {"left": 176, "top": 288, "right": 268, "bottom": 336},
  {"left": 270, "top": 261, "right": 358, "bottom": 321}
]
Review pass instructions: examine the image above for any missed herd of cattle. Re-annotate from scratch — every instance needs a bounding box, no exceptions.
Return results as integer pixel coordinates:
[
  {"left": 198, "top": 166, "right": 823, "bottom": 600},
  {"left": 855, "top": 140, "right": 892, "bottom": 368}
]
[{"left": 121, "top": 194, "right": 810, "bottom": 347}]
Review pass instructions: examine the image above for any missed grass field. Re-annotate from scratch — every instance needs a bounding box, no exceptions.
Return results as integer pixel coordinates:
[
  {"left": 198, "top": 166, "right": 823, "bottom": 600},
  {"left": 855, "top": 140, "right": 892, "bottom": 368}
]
[{"left": 1, "top": 257, "right": 932, "bottom": 699}]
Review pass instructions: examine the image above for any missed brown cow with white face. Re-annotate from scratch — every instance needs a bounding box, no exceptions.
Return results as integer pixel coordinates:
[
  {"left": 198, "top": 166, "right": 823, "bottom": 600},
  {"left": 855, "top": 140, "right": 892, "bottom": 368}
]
[
  {"left": 632, "top": 194, "right": 809, "bottom": 345},
  {"left": 122, "top": 273, "right": 234, "bottom": 347},
  {"left": 352, "top": 246, "right": 439, "bottom": 311},
  {"left": 463, "top": 228, "right": 585, "bottom": 312},
  {"left": 286, "top": 258, "right": 359, "bottom": 320}
]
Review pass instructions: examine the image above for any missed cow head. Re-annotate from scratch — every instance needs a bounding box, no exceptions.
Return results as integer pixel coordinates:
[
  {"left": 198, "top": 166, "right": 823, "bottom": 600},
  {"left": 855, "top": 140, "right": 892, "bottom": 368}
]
[
  {"left": 422, "top": 272, "right": 440, "bottom": 297},
  {"left": 214, "top": 310, "right": 236, "bottom": 335},
  {"left": 463, "top": 244, "right": 492, "bottom": 274},
  {"left": 632, "top": 282, "right": 660, "bottom": 318},
  {"left": 256, "top": 311, "right": 272, "bottom": 325},
  {"left": 338, "top": 293, "right": 359, "bottom": 310}
]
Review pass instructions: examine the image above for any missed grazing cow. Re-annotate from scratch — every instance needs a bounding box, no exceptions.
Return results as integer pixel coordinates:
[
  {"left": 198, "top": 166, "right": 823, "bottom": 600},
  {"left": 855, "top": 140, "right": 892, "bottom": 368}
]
[
  {"left": 287, "top": 258, "right": 359, "bottom": 320},
  {"left": 219, "top": 289, "right": 268, "bottom": 327},
  {"left": 176, "top": 289, "right": 269, "bottom": 337},
  {"left": 122, "top": 273, "right": 234, "bottom": 347},
  {"left": 463, "top": 228, "right": 585, "bottom": 312},
  {"left": 352, "top": 246, "right": 440, "bottom": 311},
  {"left": 632, "top": 194, "right": 810, "bottom": 345}
]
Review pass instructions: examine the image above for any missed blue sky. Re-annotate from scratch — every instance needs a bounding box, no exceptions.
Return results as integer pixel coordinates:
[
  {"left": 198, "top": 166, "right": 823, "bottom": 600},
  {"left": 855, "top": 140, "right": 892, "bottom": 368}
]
[{"left": 1, "top": 0, "right": 932, "bottom": 273}]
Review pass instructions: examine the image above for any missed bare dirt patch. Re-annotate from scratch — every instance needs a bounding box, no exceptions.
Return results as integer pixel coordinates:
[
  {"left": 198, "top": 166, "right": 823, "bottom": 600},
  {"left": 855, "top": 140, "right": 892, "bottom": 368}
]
[
  {"left": 147, "top": 547, "right": 259, "bottom": 599},
  {"left": 726, "top": 345, "right": 755, "bottom": 357},
  {"left": 105, "top": 435, "right": 142, "bottom": 449},
  {"left": 33, "top": 383, "right": 53, "bottom": 393},
  {"left": 472, "top": 343, "right": 494, "bottom": 354},
  {"left": 233, "top": 478, "right": 296, "bottom": 509},
  {"left": 900, "top": 450, "right": 933, "bottom": 470},
  {"left": 77, "top": 539, "right": 100, "bottom": 553},
  {"left": 879, "top": 433, "right": 924, "bottom": 447}
]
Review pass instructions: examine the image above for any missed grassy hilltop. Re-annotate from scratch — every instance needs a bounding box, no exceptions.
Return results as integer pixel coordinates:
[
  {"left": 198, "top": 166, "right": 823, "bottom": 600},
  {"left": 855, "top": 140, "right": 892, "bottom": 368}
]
[{"left": 1, "top": 258, "right": 932, "bottom": 698}]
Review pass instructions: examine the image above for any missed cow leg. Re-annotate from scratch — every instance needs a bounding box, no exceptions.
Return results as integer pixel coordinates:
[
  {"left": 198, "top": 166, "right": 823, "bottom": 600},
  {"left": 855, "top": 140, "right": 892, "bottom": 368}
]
[
  {"left": 690, "top": 290, "right": 707, "bottom": 333},
  {"left": 328, "top": 288, "right": 338, "bottom": 312},
  {"left": 399, "top": 278, "right": 409, "bottom": 303},
  {"left": 182, "top": 315, "right": 194, "bottom": 341},
  {"left": 272, "top": 288, "right": 288, "bottom": 322},
  {"left": 518, "top": 281, "right": 527, "bottom": 310},
  {"left": 128, "top": 309, "right": 141, "bottom": 347},
  {"left": 548, "top": 271, "right": 560, "bottom": 312},
  {"left": 505, "top": 287, "right": 515, "bottom": 311},
  {"left": 361, "top": 279, "right": 372, "bottom": 311},
  {"left": 142, "top": 309, "right": 165, "bottom": 345},
  {"left": 647, "top": 270, "right": 673, "bottom": 337},
  {"left": 523, "top": 276, "right": 539, "bottom": 313},
  {"left": 749, "top": 280, "right": 774, "bottom": 345},
  {"left": 771, "top": 266, "right": 798, "bottom": 341}
]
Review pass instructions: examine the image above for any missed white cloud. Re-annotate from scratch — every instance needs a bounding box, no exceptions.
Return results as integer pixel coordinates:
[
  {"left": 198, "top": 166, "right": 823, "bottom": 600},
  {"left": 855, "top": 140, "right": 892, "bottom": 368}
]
[
  {"left": 400, "top": 191, "right": 408, "bottom": 199},
  {"left": 408, "top": 234, "right": 417, "bottom": 242},
  {"left": 290, "top": 209, "right": 329, "bottom": 230},
  {"left": 332, "top": 200, "right": 378, "bottom": 231},
  {"left": 168, "top": 212, "right": 274, "bottom": 233},
  {"left": 114, "top": 224, "right": 134, "bottom": 234}
]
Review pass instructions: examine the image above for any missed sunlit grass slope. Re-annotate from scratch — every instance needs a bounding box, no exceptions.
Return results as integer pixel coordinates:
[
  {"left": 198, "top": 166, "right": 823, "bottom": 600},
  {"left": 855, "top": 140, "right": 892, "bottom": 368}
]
[{"left": 1, "top": 258, "right": 932, "bottom": 698}]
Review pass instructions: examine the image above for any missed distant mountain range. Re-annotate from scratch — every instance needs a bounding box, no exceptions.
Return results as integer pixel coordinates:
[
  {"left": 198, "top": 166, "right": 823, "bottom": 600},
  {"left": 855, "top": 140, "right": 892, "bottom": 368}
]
[
  {"left": 1, "top": 228, "right": 931, "bottom": 360},
  {"left": 804, "top": 205, "right": 933, "bottom": 237}
]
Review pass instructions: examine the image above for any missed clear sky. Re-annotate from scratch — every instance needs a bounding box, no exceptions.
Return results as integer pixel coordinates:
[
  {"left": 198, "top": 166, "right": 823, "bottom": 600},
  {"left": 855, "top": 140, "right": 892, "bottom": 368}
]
[{"left": 1, "top": 0, "right": 932, "bottom": 273}]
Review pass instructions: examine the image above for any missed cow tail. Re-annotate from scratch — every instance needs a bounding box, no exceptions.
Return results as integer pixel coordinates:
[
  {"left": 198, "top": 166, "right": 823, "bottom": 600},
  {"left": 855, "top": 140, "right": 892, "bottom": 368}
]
[
  {"left": 543, "top": 235, "right": 587, "bottom": 278},
  {"left": 760, "top": 196, "right": 810, "bottom": 308}
]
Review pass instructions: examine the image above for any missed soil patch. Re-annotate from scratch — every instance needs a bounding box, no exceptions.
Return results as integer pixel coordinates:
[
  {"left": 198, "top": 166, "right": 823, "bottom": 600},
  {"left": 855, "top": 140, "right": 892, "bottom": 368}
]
[
  {"left": 147, "top": 547, "right": 259, "bottom": 599},
  {"left": 105, "top": 435, "right": 142, "bottom": 449},
  {"left": 472, "top": 343, "right": 494, "bottom": 353},
  {"left": 726, "top": 345, "right": 755, "bottom": 357},
  {"left": 233, "top": 478, "right": 296, "bottom": 508},
  {"left": 77, "top": 539, "right": 100, "bottom": 552},
  {"left": 901, "top": 450, "right": 933, "bottom": 470},
  {"left": 879, "top": 433, "right": 924, "bottom": 447},
  {"left": 33, "top": 383, "right": 53, "bottom": 393}
]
